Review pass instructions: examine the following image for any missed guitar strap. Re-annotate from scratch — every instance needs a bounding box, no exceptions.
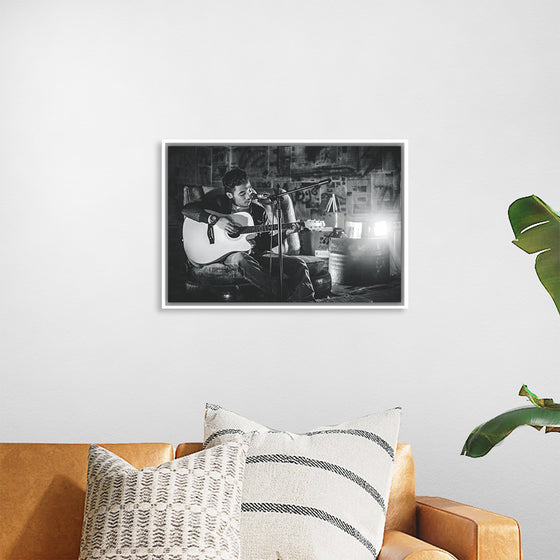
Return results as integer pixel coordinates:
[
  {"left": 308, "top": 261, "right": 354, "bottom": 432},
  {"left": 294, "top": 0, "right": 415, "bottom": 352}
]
[{"left": 207, "top": 224, "right": 215, "bottom": 245}]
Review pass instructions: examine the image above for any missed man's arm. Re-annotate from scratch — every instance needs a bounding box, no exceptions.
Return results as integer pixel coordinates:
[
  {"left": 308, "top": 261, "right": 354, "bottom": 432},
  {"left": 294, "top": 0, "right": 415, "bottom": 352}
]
[
  {"left": 253, "top": 207, "right": 301, "bottom": 252},
  {"left": 182, "top": 199, "right": 212, "bottom": 224},
  {"left": 182, "top": 198, "right": 239, "bottom": 235},
  {"left": 253, "top": 206, "right": 277, "bottom": 252}
]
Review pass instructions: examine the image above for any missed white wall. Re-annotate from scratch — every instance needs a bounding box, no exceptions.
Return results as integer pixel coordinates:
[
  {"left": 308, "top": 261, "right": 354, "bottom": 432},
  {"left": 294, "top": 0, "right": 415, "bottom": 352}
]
[{"left": 1, "top": 1, "right": 559, "bottom": 558}]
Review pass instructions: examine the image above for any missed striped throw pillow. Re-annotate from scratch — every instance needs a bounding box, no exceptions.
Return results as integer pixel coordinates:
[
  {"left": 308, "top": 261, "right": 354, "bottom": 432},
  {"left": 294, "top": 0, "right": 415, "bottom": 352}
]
[
  {"left": 204, "top": 405, "right": 401, "bottom": 560},
  {"left": 79, "top": 441, "right": 249, "bottom": 560}
]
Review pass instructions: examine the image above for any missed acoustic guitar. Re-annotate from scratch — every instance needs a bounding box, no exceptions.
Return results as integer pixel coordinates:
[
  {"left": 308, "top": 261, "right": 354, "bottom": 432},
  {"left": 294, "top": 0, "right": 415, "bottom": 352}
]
[{"left": 183, "top": 211, "right": 328, "bottom": 265}]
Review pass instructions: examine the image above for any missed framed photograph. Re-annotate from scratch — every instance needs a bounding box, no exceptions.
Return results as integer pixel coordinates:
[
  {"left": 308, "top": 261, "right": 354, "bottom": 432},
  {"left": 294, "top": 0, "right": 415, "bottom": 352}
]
[{"left": 162, "top": 141, "right": 407, "bottom": 309}]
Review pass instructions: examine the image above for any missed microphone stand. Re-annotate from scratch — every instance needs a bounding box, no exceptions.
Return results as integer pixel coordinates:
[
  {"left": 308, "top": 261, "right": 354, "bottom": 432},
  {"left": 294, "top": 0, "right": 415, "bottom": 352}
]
[{"left": 261, "top": 178, "right": 331, "bottom": 302}]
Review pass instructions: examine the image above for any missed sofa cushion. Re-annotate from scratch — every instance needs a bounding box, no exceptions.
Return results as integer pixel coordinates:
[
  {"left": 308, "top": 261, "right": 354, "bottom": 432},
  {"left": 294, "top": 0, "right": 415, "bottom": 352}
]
[
  {"left": 385, "top": 443, "right": 416, "bottom": 536},
  {"left": 204, "top": 404, "right": 401, "bottom": 560},
  {"left": 79, "top": 441, "right": 248, "bottom": 560}
]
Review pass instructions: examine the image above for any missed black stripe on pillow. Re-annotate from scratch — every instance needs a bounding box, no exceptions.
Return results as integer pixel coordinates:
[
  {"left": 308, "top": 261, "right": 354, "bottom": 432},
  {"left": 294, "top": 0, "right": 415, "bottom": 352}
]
[
  {"left": 241, "top": 502, "right": 377, "bottom": 557},
  {"left": 203, "top": 429, "right": 247, "bottom": 448},
  {"left": 204, "top": 428, "right": 394, "bottom": 458},
  {"left": 304, "top": 429, "right": 395, "bottom": 459},
  {"left": 247, "top": 454, "right": 386, "bottom": 512}
]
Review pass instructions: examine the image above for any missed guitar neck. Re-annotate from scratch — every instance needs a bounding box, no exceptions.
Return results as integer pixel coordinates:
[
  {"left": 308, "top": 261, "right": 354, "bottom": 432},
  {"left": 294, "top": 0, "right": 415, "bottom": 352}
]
[{"left": 240, "top": 222, "right": 299, "bottom": 235}]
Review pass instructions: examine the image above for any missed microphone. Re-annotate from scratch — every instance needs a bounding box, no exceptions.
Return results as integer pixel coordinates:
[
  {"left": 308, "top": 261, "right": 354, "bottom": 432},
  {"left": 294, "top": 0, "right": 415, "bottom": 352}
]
[{"left": 251, "top": 192, "right": 273, "bottom": 201}]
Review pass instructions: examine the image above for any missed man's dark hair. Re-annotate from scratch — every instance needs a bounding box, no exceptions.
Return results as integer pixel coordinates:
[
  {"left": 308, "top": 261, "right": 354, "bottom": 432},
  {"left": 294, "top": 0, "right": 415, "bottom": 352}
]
[{"left": 222, "top": 168, "right": 248, "bottom": 193}]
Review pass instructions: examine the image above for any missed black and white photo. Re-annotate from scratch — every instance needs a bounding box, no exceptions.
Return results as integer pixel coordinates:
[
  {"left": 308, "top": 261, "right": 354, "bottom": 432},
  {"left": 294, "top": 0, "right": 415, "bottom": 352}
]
[{"left": 162, "top": 141, "right": 407, "bottom": 308}]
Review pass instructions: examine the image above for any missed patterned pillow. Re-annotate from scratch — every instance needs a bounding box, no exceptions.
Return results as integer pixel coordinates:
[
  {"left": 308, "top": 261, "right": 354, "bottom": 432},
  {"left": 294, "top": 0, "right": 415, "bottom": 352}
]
[
  {"left": 204, "top": 405, "right": 401, "bottom": 560},
  {"left": 79, "top": 440, "right": 248, "bottom": 560}
]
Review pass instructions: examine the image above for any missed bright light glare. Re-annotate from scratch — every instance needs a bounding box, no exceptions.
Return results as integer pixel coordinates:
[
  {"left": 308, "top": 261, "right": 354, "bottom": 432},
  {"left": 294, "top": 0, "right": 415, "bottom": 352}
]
[{"left": 373, "top": 221, "right": 389, "bottom": 237}]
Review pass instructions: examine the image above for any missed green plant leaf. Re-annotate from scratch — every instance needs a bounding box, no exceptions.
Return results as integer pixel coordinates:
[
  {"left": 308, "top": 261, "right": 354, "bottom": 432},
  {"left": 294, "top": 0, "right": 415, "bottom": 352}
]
[
  {"left": 519, "top": 384, "right": 560, "bottom": 410},
  {"left": 461, "top": 406, "right": 560, "bottom": 458},
  {"left": 508, "top": 195, "right": 560, "bottom": 314}
]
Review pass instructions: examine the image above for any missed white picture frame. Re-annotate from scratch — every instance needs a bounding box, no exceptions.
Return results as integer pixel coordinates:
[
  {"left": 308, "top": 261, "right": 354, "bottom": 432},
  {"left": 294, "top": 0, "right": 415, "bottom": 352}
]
[{"left": 162, "top": 140, "right": 408, "bottom": 309}]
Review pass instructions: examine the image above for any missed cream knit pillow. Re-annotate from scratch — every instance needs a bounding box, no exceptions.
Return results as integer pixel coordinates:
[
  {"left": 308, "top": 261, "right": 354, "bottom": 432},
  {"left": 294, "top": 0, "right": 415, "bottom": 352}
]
[
  {"left": 79, "top": 441, "right": 248, "bottom": 560},
  {"left": 204, "top": 405, "right": 401, "bottom": 560}
]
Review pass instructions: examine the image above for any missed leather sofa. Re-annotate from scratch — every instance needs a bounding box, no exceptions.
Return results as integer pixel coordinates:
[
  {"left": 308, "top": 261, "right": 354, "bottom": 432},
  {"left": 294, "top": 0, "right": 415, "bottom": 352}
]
[{"left": 0, "top": 442, "right": 522, "bottom": 560}]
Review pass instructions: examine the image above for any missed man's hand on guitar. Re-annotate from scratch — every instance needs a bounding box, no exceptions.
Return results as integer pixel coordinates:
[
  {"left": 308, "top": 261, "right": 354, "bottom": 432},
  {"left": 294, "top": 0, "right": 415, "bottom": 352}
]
[
  {"left": 284, "top": 222, "right": 303, "bottom": 236},
  {"left": 215, "top": 216, "right": 240, "bottom": 235}
]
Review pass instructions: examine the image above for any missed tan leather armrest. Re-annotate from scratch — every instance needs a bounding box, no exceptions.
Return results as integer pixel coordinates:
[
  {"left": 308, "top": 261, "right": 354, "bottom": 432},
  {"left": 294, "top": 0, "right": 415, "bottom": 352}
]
[
  {"left": 416, "top": 496, "right": 522, "bottom": 560},
  {"left": 379, "top": 530, "right": 457, "bottom": 560}
]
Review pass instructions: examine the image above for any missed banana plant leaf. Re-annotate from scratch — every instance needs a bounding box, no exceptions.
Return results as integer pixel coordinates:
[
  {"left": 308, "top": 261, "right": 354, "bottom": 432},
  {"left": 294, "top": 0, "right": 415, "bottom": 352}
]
[
  {"left": 519, "top": 384, "right": 560, "bottom": 410},
  {"left": 461, "top": 386, "right": 560, "bottom": 458},
  {"left": 508, "top": 195, "right": 560, "bottom": 314}
]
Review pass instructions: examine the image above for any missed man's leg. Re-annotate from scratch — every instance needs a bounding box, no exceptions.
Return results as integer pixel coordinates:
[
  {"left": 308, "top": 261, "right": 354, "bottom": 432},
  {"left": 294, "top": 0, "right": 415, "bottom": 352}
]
[
  {"left": 223, "top": 252, "right": 279, "bottom": 300},
  {"left": 258, "top": 254, "right": 315, "bottom": 302},
  {"left": 282, "top": 255, "right": 315, "bottom": 302}
]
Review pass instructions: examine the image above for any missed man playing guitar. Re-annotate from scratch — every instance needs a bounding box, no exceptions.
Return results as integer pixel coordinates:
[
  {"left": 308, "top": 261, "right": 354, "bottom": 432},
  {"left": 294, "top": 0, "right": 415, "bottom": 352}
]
[{"left": 182, "top": 168, "right": 315, "bottom": 302}]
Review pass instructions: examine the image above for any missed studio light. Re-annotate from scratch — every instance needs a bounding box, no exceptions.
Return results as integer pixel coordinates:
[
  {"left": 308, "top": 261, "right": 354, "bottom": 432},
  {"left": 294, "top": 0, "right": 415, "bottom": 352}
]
[{"left": 373, "top": 220, "right": 389, "bottom": 237}]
